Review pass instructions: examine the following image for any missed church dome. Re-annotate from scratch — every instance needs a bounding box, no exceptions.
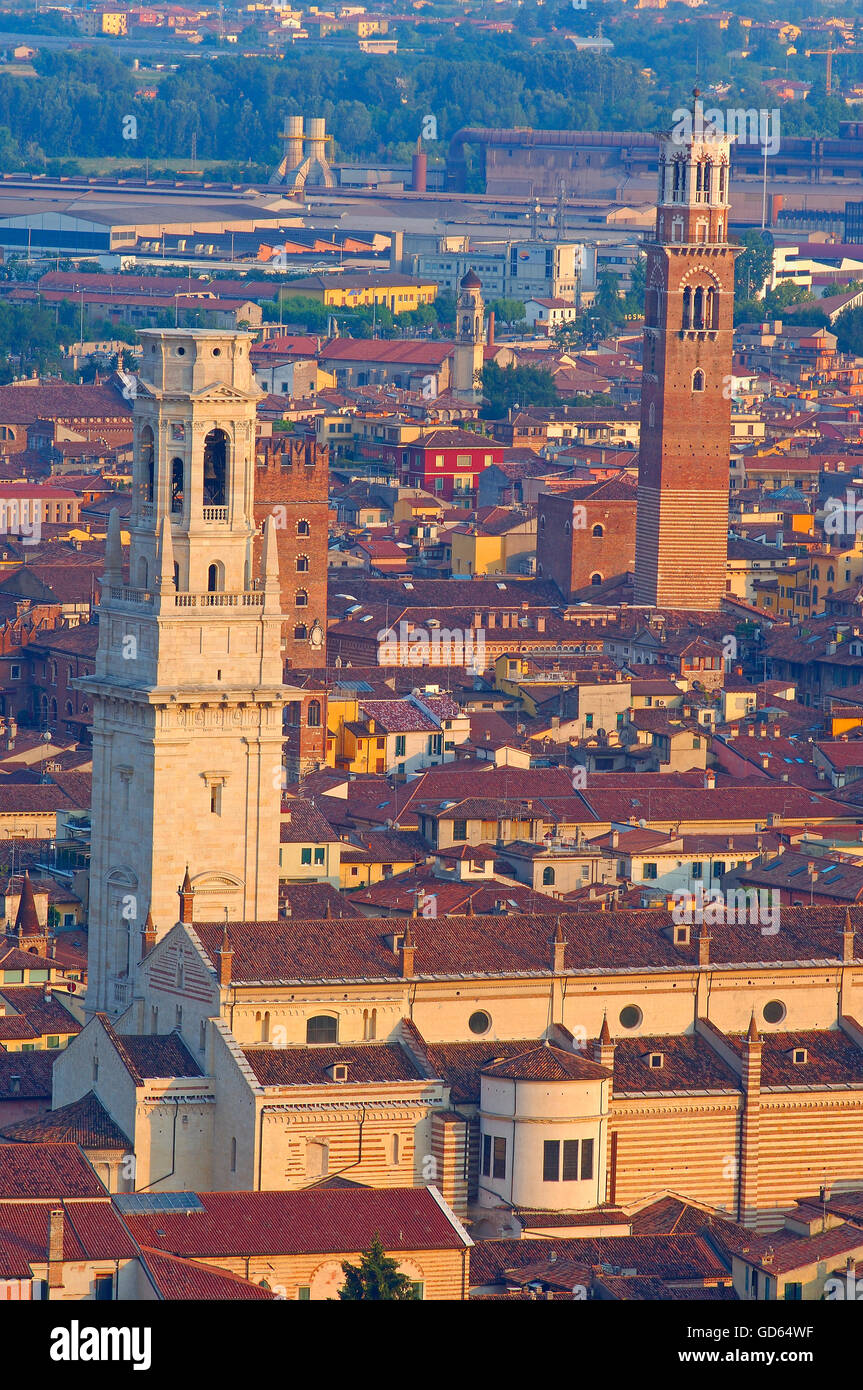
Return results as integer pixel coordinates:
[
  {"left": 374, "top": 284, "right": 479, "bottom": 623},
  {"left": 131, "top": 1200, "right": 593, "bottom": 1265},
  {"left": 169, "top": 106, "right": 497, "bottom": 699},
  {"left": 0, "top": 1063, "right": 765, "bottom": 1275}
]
[{"left": 460, "top": 269, "right": 482, "bottom": 289}]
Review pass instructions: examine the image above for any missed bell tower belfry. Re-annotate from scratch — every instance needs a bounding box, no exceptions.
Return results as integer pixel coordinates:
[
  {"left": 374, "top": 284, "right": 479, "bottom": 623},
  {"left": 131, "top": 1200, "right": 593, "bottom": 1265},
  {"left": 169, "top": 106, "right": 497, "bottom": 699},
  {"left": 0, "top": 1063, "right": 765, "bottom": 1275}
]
[
  {"left": 452, "top": 269, "right": 485, "bottom": 400},
  {"left": 83, "top": 329, "right": 288, "bottom": 1016}
]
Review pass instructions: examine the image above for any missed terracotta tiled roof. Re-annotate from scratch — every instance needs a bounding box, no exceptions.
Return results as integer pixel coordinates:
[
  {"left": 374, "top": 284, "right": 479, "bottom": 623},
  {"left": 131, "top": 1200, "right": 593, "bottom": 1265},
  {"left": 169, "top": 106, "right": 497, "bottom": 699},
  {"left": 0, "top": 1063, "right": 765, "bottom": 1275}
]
[
  {"left": 191, "top": 905, "right": 863, "bottom": 985},
  {"left": 0, "top": 1049, "right": 54, "bottom": 1100},
  {"left": 612, "top": 1035, "right": 740, "bottom": 1094},
  {"left": 0, "top": 987, "right": 81, "bottom": 1039},
  {"left": 119, "top": 1186, "right": 470, "bottom": 1258},
  {"left": 470, "top": 1234, "right": 729, "bottom": 1288},
  {"left": 0, "top": 1199, "right": 137, "bottom": 1278},
  {"left": 0, "top": 1140, "right": 107, "bottom": 1198},
  {"left": 242, "top": 1042, "right": 423, "bottom": 1087},
  {"left": 418, "top": 1040, "right": 539, "bottom": 1104},
  {"left": 138, "top": 1246, "right": 278, "bottom": 1301},
  {"left": 0, "top": 1091, "right": 129, "bottom": 1150},
  {"left": 97, "top": 1020, "right": 203, "bottom": 1084},
  {"left": 481, "top": 1044, "right": 610, "bottom": 1082}
]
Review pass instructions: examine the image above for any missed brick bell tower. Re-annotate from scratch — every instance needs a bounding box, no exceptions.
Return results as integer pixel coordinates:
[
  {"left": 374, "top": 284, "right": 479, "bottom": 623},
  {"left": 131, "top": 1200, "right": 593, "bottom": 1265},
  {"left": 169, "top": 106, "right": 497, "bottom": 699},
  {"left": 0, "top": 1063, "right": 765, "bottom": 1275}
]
[{"left": 633, "top": 94, "right": 736, "bottom": 610}]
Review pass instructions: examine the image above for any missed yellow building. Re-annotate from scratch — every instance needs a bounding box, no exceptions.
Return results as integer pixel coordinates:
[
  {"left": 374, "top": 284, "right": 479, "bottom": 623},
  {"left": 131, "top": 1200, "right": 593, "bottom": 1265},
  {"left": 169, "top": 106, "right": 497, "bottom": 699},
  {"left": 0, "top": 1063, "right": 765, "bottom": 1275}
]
[
  {"left": 450, "top": 510, "right": 536, "bottom": 578},
  {"left": 279, "top": 273, "right": 437, "bottom": 313}
]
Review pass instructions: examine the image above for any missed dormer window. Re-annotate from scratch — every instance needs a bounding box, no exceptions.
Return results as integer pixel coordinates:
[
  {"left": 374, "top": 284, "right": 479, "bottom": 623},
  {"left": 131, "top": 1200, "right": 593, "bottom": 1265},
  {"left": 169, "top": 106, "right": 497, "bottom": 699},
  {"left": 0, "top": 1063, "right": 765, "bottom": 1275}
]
[
  {"left": 329, "top": 1062, "right": 350, "bottom": 1082},
  {"left": 674, "top": 924, "right": 690, "bottom": 945},
  {"left": 792, "top": 1048, "right": 808, "bottom": 1065},
  {"left": 648, "top": 1052, "right": 664, "bottom": 1069}
]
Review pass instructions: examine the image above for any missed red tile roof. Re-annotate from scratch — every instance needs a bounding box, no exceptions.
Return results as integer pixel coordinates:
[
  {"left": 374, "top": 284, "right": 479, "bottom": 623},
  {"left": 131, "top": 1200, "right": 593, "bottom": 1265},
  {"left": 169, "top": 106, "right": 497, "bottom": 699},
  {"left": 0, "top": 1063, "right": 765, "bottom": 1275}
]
[
  {"left": 119, "top": 1186, "right": 469, "bottom": 1258},
  {"left": 242, "top": 1042, "right": 423, "bottom": 1087},
  {"left": 0, "top": 1091, "right": 130, "bottom": 1150},
  {"left": 138, "top": 1246, "right": 278, "bottom": 1300},
  {"left": 0, "top": 1141, "right": 107, "bottom": 1198}
]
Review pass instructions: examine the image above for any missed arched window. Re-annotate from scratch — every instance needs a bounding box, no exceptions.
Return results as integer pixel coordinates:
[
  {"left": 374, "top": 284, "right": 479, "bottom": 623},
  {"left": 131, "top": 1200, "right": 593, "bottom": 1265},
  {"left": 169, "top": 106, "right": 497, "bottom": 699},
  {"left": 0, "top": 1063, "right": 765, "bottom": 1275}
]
[
  {"left": 693, "top": 286, "right": 705, "bottom": 330},
  {"left": 295, "top": 589, "right": 308, "bottom": 607},
  {"left": 592, "top": 524, "right": 604, "bottom": 538},
  {"left": 297, "top": 519, "right": 310, "bottom": 536},
  {"left": 648, "top": 401, "right": 656, "bottom": 429},
  {"left": 294, "top": 624, "right": 308, "bottom": 641},
  {"left": 564, "top": 521, "right": 571, "bottom": 536},
  {"left": 542, "top": 865, "right": 555, "bottom": 886},
  {"left": 827, "top": 568, "right": 835, "bottom": 583},
  {"left": 812, "top": 586, "right": 818, "bottom": 605},
  {"left": 65, "top": 701, "right": 73, "bottom": 716},
  {"left": 207, "top": 562, "right": 224, "bottom": 593},
  {"left": 682, "top": 286, "right": 692, "bottom": 330},
  {"left": 590, "top": 572, "right": 602, "bottom": 586},
  {"left": 540, "top": 515, "right": 545, "bottom": 529},
  {"left": 813, "top": 566, "right": 820, "bottom": 580},
  {"left": 140, "top": 425, "right": 155, "bottom": 504},
  {"left": 50, "top": 698, "right": 57, "bottom": 721},
  {"left": 296, "top": 554, "right": 309, "bottom": 572},
  {"left": 203, "top": 429, "right": 228, "bottom": 507},
  {"left": 308, "top": 699, "right": 321, "bottom": 728},
  {"left": 363, "top": 1007, "right": 377, "bottom": 1040},
  {"left": 170, "top": 457, "right": 184, "bottom": 514},
  {"left": 261, "top": 1010, "right": 270, "bottom": 1042},
  {"left": 706, "top": 286, "right": 718, "bottom": 329},
  {"left": 306, "top": 1014, "right": 337, "bottom": 1044},
  {"left": 692, "top": 370, "right": 705, "bottom": 392}
]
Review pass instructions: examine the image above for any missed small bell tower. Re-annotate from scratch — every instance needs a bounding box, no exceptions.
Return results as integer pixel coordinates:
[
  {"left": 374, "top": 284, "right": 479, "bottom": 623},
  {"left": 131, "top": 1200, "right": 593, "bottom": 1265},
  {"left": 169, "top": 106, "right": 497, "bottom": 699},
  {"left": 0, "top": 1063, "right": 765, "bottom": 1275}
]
[{"left": 452, "top": 269, "right": 485, "bottom": 400}]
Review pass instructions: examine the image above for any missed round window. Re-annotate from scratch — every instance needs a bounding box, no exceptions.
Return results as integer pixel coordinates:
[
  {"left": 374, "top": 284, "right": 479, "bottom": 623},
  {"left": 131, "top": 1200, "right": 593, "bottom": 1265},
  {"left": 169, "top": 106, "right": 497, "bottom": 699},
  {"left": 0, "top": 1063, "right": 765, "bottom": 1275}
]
[
  {"left": 619, "top": 1005, "right": 642, "bottom": 1030},
  {"left": 469, "top": 1011, "right": 491, "bottom": 1036},
  {"left": 177, "top": 346, "right": 185, "bottom": 356},
  {"left": 762, "top": 1000, "right": 786, "bottom": 1025},
  {"left": 213, "top": 348, "right": 222, "bottom": 357}
]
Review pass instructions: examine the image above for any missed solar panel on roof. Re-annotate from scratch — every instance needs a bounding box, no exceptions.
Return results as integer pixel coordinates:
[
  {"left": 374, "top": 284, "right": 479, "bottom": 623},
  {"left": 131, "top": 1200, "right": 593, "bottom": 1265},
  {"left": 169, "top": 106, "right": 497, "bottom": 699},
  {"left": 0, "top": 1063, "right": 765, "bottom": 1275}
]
[{"left": 115, "top": 1192, "right": 204, "bottom": 1215}]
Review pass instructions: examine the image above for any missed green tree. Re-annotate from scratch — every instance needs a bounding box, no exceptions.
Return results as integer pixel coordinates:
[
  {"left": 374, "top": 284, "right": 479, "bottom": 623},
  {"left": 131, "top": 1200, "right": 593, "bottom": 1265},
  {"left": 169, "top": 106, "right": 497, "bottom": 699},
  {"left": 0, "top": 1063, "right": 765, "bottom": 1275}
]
[
  {"left": 834, "top": 306, "right": 863, "bottom": 357},
  {"left": 480, "top": 361, "right": 559, "bottom": 418},
  {"left": 734, "top": 230, "right": 773, "bottom": 303},
  {"left": 338, "top": 1236, "right": 419, "bottom": 1300}
]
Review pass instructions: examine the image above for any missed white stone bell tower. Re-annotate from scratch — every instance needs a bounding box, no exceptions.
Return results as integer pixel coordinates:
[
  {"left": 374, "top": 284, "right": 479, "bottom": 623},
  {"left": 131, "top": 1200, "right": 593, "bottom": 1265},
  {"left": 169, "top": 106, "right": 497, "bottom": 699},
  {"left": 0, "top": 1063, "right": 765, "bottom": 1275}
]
[
  {"left": 452, "top": 268, "right": 485, "bottom": 400},
  {"left": 82, "top": 329, "right": 287, "bottom": 1016}
]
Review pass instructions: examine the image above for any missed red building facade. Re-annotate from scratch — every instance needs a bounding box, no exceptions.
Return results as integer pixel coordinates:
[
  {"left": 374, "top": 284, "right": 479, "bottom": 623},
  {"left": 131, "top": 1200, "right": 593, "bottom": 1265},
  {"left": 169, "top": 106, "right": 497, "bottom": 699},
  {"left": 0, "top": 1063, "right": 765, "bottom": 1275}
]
[
  {"left": 400, "top": 429, "right": 503, "bottom": 503},
  {"left": 253, "top": 433, "right": 329, "bottom": 669},
  {"left": 634, "top": 97, "right": 736, "bottom": 610}
]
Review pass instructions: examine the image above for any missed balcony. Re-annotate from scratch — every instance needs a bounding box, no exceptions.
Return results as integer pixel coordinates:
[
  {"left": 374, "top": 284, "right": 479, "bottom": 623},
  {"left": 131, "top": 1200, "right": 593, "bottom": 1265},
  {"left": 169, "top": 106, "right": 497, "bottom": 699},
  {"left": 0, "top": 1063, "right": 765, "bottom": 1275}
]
[
  {"left": 172, "top": 591, "right": 264, "bottom": 608},
  {"left": 202, "top": 506, "right": 228, "bottom": 522}
]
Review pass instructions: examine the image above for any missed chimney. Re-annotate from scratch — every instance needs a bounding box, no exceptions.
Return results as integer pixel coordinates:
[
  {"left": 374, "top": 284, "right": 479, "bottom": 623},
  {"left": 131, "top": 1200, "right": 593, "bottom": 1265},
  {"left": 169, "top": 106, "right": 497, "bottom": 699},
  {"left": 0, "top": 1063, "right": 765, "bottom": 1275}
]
[
  {"left": 843, "top": 907, "right": 855, "bottom": 963},
  {"left": 594, "top": 1013, "right": 615, "bottom": 1069},
  {"left": 178, "top": 867, "right": 194, "bottom": 924},
  {"left": 698, "top": 923, "right": 710, "bottom": 967},
  {"left": 610, "top": 829, "right": 619, "bottom": 850},
  {"left": 399, "top": 921, "right": 416, "bottom": 978},
  {"left": 704, "top": 770, "right": 716, "bottom": 790},
  {"left": 772, "top": 724, "right": 781, "bottom": 739},
  {"left": 551, "top": 920, "right": 566, "bottom": 973},
  {"left": 47, "top": 1208, "right": 64, "bottom": 1288},
  {"left": 217, "top": 926, "right": 233, "bottom": 987},
  {"left": 726, "top": 836, "right": 734, "bottom": 851}
]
